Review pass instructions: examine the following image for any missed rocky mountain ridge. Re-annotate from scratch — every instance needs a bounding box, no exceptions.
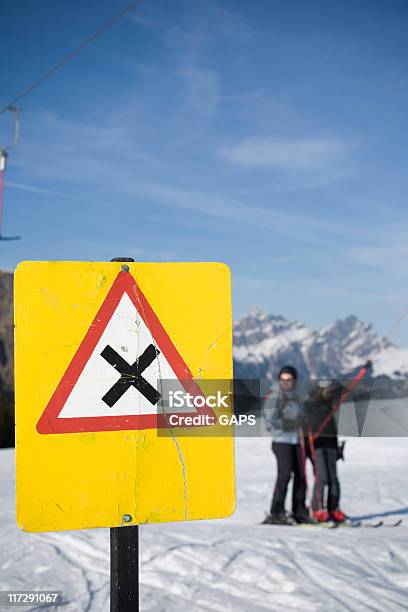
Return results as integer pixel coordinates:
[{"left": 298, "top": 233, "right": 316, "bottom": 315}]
[
  {"left": 0, "top": 270, "right": 13, "bottom": 391},
  {"left": 0, "top": 270, "right": 14, "bottom": 446},
  {"left": 233, "top": 307, "right": 408, "bottom": 383}
]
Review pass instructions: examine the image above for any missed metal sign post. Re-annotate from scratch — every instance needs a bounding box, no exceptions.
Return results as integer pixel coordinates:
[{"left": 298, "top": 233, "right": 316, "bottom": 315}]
[
  {"left": 110, "top": 524, "right": 139, "bottom": 612},
  {"left": 109, "top": 257, "right": 139, "bottom": 612}
]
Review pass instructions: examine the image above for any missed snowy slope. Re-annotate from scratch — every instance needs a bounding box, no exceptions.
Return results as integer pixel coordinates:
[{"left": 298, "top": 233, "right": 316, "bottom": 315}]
[
  {"left": 1, "top": 428, "right": 408, "bottom": 611},
  {"left": 371, "top": 346, "right": 408, "bottom": 378}
]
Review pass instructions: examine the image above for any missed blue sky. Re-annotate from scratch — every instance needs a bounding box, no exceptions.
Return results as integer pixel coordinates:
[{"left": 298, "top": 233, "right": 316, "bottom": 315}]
[{"left": 1, "top": 0, "right": 408, "bottom": 343}]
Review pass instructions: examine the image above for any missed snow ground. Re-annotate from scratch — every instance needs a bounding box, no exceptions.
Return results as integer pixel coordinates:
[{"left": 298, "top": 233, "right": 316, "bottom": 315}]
[{"left": 1, "top": 431, "right": 408, "bottom": 611}]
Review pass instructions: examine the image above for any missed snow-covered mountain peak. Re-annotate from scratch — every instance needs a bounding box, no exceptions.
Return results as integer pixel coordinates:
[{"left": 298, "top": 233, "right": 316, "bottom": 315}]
[
  {"left": 234, "top": 311, "right": 310, "bottom": 351},
  {"left": 233, "top": 310, "right": 405, "bottom": 381},
  {"left": 318, "top": 315, "right": 391, "bottom": 360}
]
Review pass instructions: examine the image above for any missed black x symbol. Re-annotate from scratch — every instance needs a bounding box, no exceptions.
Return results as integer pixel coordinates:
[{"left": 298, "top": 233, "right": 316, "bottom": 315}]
[{"left": 101, "top": 344, "right": 161, "bottom": 407}]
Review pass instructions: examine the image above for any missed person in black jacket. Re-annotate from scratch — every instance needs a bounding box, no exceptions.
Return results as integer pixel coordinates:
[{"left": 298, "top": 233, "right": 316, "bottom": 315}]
[{"left": 305, "top": 379, "right": 346, "bottom": 523}]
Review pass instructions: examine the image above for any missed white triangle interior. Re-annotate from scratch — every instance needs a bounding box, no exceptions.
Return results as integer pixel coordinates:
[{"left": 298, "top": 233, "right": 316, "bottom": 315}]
[{"left": 59, "top": 292, "right": 190, "bottom": 418}]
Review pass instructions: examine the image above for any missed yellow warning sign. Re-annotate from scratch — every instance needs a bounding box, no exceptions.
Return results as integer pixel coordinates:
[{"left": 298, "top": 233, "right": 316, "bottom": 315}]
[{"left": 15, "top": 261, "right": 235, "bottom": 532}]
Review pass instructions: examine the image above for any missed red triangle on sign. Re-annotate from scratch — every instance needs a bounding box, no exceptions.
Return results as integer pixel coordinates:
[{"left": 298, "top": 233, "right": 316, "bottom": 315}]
[{"left": 37, "top": 271, "right": 216, "bottom": 434}]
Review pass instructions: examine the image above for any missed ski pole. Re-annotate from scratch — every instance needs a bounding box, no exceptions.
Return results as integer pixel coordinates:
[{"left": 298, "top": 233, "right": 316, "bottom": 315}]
[
  {"left": 307, "top": 427, "right": 323, "bottom": 511},
  {"left": 313, "top": 363, "right": 370, "bottom": 441},
  {"left": 312, "top": 305, "right": 408, "bottom": 442},
  {"left": 299, "top": 426, "right": 308, "bottom": 490}
]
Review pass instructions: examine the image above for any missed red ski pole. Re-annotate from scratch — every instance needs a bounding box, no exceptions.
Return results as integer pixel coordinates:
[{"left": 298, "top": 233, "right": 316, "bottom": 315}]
[{"left": 313, "top": 363, "right": 370, "bottom": 441}]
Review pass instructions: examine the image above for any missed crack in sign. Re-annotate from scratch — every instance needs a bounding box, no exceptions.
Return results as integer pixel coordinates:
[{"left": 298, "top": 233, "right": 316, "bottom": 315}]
[
  {"left": 100, "top": 344, "right": 161, "bottom": 407},
  {"left": 133, "top": 286, "right": 189, "bottom": 521}
]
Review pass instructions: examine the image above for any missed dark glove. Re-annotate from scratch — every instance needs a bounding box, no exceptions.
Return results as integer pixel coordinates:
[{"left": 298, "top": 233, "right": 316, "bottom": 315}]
[{"left": 336, "top": 440, "right": 346, "bottom": 461}]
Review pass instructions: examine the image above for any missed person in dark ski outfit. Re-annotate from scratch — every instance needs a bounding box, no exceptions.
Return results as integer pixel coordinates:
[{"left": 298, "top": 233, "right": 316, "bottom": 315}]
[
  {"left": 263, "top": 366, "right": 312, "bottom": 525},
  {"left": 305, "top": 379, "right": 346, "bottom": 522}
]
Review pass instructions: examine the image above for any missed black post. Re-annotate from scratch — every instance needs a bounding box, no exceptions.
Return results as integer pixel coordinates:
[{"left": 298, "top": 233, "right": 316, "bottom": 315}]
[
  {"left": 110, "top": 525, "right": 139, "bottom": 612},
  {"left": 109, "top": 257, "right": 139, "bottom": 612}
]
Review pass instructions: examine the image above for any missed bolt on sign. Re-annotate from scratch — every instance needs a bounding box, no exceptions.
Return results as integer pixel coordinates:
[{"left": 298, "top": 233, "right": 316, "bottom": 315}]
[{"left": 15, "top": 261, "right": 235, "bottom": 532}]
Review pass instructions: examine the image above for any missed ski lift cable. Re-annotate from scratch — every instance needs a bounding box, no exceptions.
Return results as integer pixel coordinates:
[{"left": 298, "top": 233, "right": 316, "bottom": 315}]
[
  {"left": 0, "top": 0, "right": 143, "bottom": 240},
  {"left": 381, "top": 306, "right": 408, "bottom": 348},
  {"left": 0, "top": 0, "right": 143, "bottom": 117}
]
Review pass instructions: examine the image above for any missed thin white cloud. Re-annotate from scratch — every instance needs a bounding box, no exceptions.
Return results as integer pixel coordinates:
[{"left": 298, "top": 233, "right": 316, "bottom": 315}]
[
  {"left": 13, "top": 111, "right": 360, "bottom": 245},
  {"left": 219, "top": 137, "right": 357, "bottom": 171},
  {"left": 179, "top": 63, "right": 220, "bottom": 121},
  {"left": 130, "top": 1, "right": 252, "bottom": 42},
  {"left": 234, "top": 272, "right": 408, "bottom": 305},
  {"left": 67, "top": 239, "right": 177, "bottom": 262},
  {"left": 6, "top": 180, "right": 87, "bottom": 201},
  {"left": 10, "top": 108, "right": 373, "bottom": 256},
  {"left": 347, "top": 226, "right": 408, "bottom": 276},
  {"left": 128, "top": 178, "right": 356, "bottom": 243}
]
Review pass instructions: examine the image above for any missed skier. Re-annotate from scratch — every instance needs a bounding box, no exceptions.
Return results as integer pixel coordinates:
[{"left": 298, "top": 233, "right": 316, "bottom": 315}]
[
  {"left": 305, "top": 379, "right": 346, "bottom": 523},
  {"left": 263, "top": 366, "right": 311, "bottom": 525}
]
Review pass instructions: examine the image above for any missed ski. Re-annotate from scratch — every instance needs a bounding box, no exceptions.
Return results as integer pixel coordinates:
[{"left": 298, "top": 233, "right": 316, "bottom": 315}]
[
  {"left": 360, "top": 519, "right": 403, "bottom": 528},
  {"left": 327, "top": 520, "right": 361, "bottom": 529},
  {"left": 303, "top": 519, "right": 403, "bottom": 528},
  {"left": 287, "top": 520, "right": 360, "bottom": 528},
  {"left": 260, "top": 517, "right": 403, "bottom": 528},
  {"left": 298, "top": 519, "right": 361, "bottom": 529}
]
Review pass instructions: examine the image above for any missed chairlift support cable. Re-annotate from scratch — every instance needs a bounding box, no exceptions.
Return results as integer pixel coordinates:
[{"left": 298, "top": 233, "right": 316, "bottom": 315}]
[
  {"left": 0, "top": 1, "right": 144, "bottom": 241},
  {"left": 0, "top": 0, "right": 143, "bottom": 116}
]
